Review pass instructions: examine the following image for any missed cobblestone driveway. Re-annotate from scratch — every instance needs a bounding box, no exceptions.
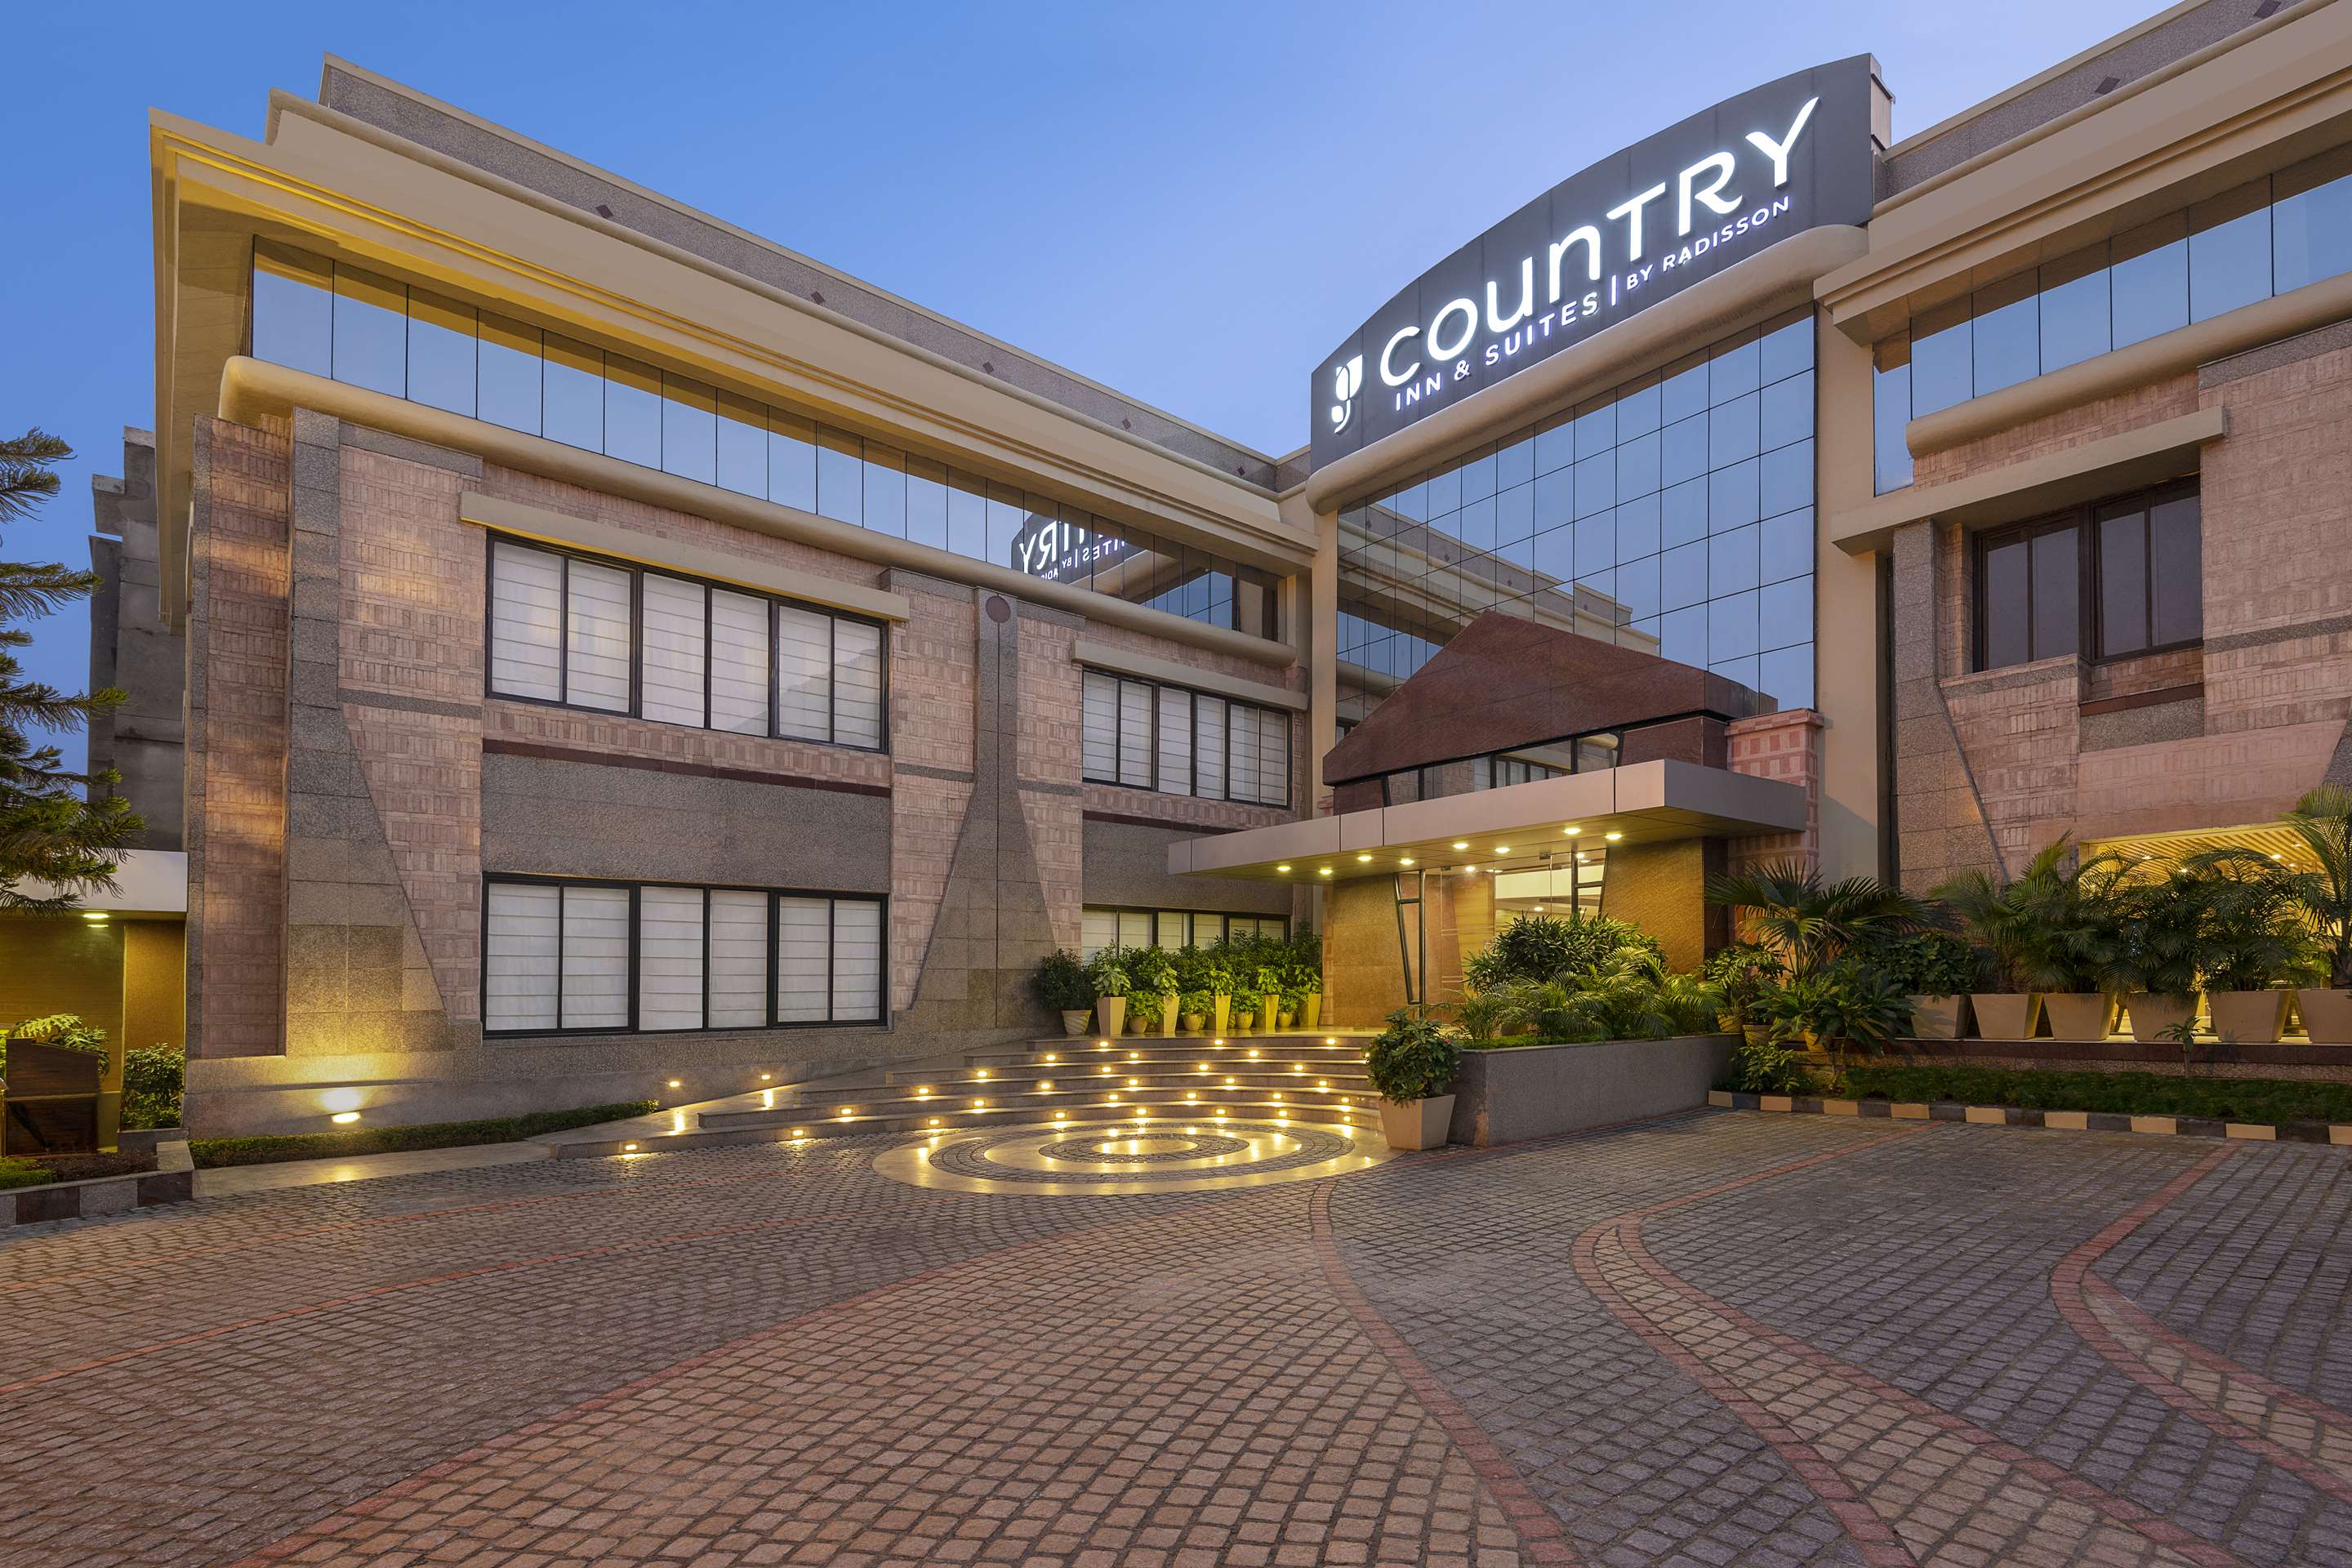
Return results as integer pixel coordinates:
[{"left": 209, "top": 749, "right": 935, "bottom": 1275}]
[{"left": 2, "top": 1111, "right": 2347, "bottom": 1566}]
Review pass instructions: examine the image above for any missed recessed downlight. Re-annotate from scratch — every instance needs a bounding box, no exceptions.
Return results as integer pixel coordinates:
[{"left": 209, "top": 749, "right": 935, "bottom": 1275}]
[
  {"left": 1276, "top": 863, "right": 1292, "bottom": 872},
  {"left": 1356, "top": 853, "right": 1373, "bottom": 862},
  {"left": 1452, "top": 840, "right": 1470, "bottom": 850},
  {"left": 1494, "top": 844, "right": 1512, "bottom": 854},
  {"left": 1605, "top": 831, "right": 1624, "bottom": 841},
  {"left": 1564, "top": 825, "right": 1581, "bottom": 835},
  {"left": 1318, "top": 866, "right": 1333, "bottom": 875}
]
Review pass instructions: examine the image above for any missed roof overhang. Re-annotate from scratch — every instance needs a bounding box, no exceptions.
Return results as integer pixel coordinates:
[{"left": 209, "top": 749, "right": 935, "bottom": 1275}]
[
  {"left": 1167, "top": 760, "right": 1806, "bottom": 882},
  {"left": 7, "top": 849, "right": 189, "bottom": 918}
]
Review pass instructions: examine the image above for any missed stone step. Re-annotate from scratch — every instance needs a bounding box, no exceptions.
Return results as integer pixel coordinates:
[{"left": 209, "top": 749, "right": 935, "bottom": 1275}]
[
  {"left": 978, "top": 1036, "right": 1370, "bottom": 1067},
  {"left": 551, "top": 1094, "right": 1370, "bottom": 1159},
  {"left": 792, "top": 1066, "right": 1370, "bottom": 1107},
  {"left": 704, "top": 1081, "right": 1376, "bottom": 1132}
]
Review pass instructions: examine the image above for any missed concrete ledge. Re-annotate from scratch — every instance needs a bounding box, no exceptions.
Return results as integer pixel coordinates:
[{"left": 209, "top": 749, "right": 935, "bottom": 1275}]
[
  {"left": 2, "top": 1166, "right": 195, "bottom": 1227},
  {"left": 1716, "top": 1094, "right": 2352, "bottom": 1147},
  {"left": 1450, "top": 1035, "right": 1733, "bottom": 1148}
]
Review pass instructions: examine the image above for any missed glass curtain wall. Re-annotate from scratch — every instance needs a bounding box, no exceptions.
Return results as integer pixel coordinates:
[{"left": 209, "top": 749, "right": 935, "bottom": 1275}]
[
  {"left": 250, "top": 241, "right": 1281, "bottom": 638},
  {"left": 1336, "top": 308, "right": 1816, "bottom": 723},
  {"left": 1874, "top": 149, "right": 2352, "bottom": 492}
]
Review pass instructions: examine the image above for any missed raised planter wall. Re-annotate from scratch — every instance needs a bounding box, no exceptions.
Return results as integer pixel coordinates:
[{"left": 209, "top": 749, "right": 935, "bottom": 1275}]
[
  {"left": 1449, "top": 1034, "right": 1735, "bottom": 1147},
  {"left": 1894, "top": 1036, "right": 2352, "bottom": 1085}
]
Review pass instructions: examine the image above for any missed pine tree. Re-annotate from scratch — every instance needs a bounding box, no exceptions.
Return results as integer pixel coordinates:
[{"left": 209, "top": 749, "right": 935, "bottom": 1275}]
[{"left": 2, "top": 429, "right": 141, "bottom": 910}]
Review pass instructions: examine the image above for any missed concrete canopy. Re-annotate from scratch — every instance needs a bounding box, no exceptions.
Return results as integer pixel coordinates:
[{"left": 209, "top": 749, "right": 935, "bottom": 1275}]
[{"left": 1167, "top": 760, "right": 1806, "bottom": 884}]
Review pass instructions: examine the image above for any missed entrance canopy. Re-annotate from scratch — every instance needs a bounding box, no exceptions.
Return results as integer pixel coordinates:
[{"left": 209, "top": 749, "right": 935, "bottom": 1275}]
[{"left": 1169, "top": 760, "right": 1806, "bottom": 884}]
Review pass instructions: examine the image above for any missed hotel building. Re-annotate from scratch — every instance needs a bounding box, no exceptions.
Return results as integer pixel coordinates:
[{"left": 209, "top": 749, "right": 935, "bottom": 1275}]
[{"left": 71, "top": 0, "right": 2352, "bottom": 1133}]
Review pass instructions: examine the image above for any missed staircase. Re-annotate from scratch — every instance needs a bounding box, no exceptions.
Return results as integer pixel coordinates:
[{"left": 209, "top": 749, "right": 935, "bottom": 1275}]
[{"left": 553, "top": 1031, "right": 1382, "bottom": 1158}]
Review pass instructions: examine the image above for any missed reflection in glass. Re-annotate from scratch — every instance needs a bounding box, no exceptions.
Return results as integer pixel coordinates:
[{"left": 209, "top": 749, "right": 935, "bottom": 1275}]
[
  {"left": 543, "top": 334, "right": 604, "bottom": 452},
  {"left": 252, "top": 243, "right": 332, "bottom": 377},
  {"left": 2189, "top": 184, "right": 2273, "bottom": 323},
  {"left": 479, "top": 314, "right": 542, "bottom": 434},
  {"left": 2111, "top": 216, "right": 2189, "bottom": 349},
  {"left": 2038, "top": 249, "right": 2110, "bottom": 373},
  {"left": 332, "top": 265, "right": 407, "bottom": 396},
  {"left": 407, "top": 290, "right": 477, "bottom": 416}
]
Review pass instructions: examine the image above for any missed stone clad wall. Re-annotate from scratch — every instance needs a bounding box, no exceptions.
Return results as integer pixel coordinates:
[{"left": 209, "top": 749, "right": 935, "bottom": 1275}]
[{"left": 1888, "top": 329, "right": 2352, "bottom": 890}]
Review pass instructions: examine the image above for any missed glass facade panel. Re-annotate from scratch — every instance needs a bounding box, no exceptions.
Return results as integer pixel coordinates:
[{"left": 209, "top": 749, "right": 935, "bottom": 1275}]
[
  {"left": 247, "top": 242, "right": 1275, "bottom": 639},
  {"left": 1873, "top": 165, "right": 2352, "bottom": 492},
  {"left": 1339, "top": 310, "right": 1813, "bottom": 724}
]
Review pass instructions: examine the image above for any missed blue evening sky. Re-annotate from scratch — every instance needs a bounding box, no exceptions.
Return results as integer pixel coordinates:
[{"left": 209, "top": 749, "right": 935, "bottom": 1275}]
[{"left": 5, "top": 0, "right": 2156, "bottom": 768}]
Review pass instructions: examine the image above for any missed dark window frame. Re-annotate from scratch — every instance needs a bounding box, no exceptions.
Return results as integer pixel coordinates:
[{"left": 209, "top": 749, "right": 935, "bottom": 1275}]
[
  {"left": 1078, "top": 904, "right": 1290, "bottom": 952},
  {"left": 1078, "top": 668, "right": 1292, "bottom": 808},
  {"left": 1971, "top": 478, "right": 2202, "bottom": 673},
  {"left": 483, "top": 533, "right": 892, "bottom": 753},
  {"left": 479, "top": 872, "right": 889, "bottom": 1037}
]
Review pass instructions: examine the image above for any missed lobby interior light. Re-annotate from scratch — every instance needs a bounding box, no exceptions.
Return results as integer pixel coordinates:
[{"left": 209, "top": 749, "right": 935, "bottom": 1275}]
[{"left": 80, "top": 911, "right": 109, "bottom": 923}]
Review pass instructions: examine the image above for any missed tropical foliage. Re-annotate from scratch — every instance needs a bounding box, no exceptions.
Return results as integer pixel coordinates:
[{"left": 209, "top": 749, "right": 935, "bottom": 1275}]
[
  {"left": 1364, "top": 1009, "right": 1460, "bottom": 1103},
  {"left": 1704, "top": 861, "right": 1937, "bottom": 978}
]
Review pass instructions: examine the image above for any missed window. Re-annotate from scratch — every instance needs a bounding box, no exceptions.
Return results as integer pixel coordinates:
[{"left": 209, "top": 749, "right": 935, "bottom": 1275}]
[
  {"left": 486, "top": 537, "right": 888, "bottom": 750},
  {"left": 1873, "top": 148, "right": 2352, "bottom": 495},
  {"left": 1080, "top": 670, "right": 1290, "bottom": 806},
  {"left": 249, "top": 240, "right": 1279, "bottom": 639},
  {"left": 1975, "top": 481, "right": 2201, "bottom": 671},
  {"left": 1080, "top": 906, "right": 1287, "bottom": 960},
  {"left": 482, "top": 876, "right": 885, "bottom": 1034}
]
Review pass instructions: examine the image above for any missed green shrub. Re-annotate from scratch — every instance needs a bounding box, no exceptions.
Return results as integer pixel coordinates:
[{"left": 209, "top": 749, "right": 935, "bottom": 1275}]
[
  {"left": 1085, "top": 948, "right": 1132, "bottom": 999},
  {"left": 1762, "top": 960, "right": 1912, "bottom": 1079},
  {"left": 1032, "top": 950, "right": 1093, "bottom": 1011},
  {"left": 120, "top": 1044, "right": 185, "bottom": 1130},
  {"left": 1720, "top": 1036, "right": 1812, "bottom": 1095},
  {"left": 4, "top": 1013, "right": 109, "bottom": 1069},
  {"left": 1704, "top": 942, "right": 1783, "bottom": 1030},
  {"left": 189, "top": 1100, "right": 661, "bottom": 1169},
  {"left": 0, "top": 1157, "right": 55, "bottom": 1191},
  {"left": 1463, "top": 913, "right": 1661, "bottom": 992},
  {"left": 1364, "top": 1009, "right": 1459, "bottom": 1103},
  {"left": 1855, "top": 929, "right": 1982, "bottom": 997},
  {"left": 1842, "top": 1065, "right": 2352, "bottom": 1124}
]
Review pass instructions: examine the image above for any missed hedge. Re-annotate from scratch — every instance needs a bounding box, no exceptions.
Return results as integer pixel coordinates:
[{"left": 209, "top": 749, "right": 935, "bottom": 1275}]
[
  {"left": 0, "top": 1158, "right": 53, "bottom": 1191},
  {"left": 1842, "top": 1066, "right": 2352, "bottom": 1125},
  {"left": 189, "top": 1100, "right": 660, "bottom": 1169}
]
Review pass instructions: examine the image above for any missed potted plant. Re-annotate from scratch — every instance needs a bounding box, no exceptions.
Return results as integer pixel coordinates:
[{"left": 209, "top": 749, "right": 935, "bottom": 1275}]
[
  {"left": 1298, "top": 973, "right": 1322, "bottom": 1030},
  {"left": 1205, "top": 960, "right": 1235, "bottom": 1036},
  {"left": 1127, "top": 985, "right": 1165, "bottom": 1035},
  {"left": 2184, "top": 849, "right": 2323, "bottom": 1044},
  {"left": 1364, "top": 1007, "right": 1459, "bottom": 1151},
  {"left": 1033, "top": 949, "right": 1095, "bottom": 1037},
  {"left": 1178, "top": 990, "right": 1210, "bottom": 1034},
  {"left": 1085, "top": 949, "right": 1131, "bottom": 1038},
  {"left": 1857, "top": 929, "right": 1980, "bottom": 1040},
  {"left": 2263, "top": 786, "right": 2352, "bottom": 1043},
  {"left": 1254, "top": 965, "right": 1281, "bottom": 1034},
  {"left": 1704, "top": 943, "right": 1783, "bottom": 1046},
  {"left": 1759, "top": 961, "right": 1911, "bottom": 1087},
  {"left": 2106, "top": 867, "right": 2203, "bottom": 1045},
  {"left": 1132, "top": 950, "right": 1180, "bottom": 1036},
  {"left": 1935, "top": 840, "right": 2125, "bottom": 1041},
  {"left": 1277, "top": 987, "right": 1302, "bottom": 1030}
]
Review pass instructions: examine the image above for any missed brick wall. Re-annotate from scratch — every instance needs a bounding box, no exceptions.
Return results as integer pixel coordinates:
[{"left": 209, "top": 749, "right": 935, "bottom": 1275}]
[
  {"left": 183, "top": 416, "right": 292, "bottom": 1059},
  {"left": 1888, "top": 334, "right": 2352, "bottom": 890}
]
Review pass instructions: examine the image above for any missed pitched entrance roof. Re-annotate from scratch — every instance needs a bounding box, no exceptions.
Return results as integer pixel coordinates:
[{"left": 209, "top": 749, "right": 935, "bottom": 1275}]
[{"left": 1324, "top": 611, "right": 1771, "bottom": 786}]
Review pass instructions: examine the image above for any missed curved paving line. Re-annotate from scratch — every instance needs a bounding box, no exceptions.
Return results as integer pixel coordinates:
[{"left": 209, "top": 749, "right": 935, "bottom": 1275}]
[
  {"left": 2051, "top": 1144, "right": 2352, "bottom": 1508},
  {"left": 1308, "top": 1180, "right": 1581, "bottom": 1567},
  {"left": 1569, "top": 1125, "right": 2246, "bottom": 1568}
]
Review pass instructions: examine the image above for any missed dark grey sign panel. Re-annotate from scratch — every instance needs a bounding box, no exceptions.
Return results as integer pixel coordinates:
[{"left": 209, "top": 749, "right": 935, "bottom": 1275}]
[{"left": 1311, "top": 57, "right": 1878, "bottom": 474}]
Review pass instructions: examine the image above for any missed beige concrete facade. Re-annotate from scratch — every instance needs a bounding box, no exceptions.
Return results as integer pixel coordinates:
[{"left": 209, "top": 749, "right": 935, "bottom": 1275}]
[{"left": 106, "top": 7, "right": 2352, "bottom": 1131}]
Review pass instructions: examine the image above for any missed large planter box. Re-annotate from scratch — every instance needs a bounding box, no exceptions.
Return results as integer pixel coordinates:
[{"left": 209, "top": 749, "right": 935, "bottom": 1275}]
[{"left": 1448, "top": 1035, "right": 1735, "bottom": 1147}]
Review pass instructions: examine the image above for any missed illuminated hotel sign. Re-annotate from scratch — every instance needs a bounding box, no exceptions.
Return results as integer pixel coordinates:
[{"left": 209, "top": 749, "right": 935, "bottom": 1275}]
[
  {"left": 1013, "top": 512, "right": 1135, "bottom": 582},
  {"left": 1310, "top": 57, "right": 1878, "bottom": 470}
]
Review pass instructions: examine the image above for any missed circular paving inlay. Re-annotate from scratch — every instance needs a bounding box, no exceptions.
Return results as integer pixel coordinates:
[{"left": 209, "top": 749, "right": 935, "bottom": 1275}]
[{"left": 872, "top": 1119, "right": 1391, "bottom": 1196}]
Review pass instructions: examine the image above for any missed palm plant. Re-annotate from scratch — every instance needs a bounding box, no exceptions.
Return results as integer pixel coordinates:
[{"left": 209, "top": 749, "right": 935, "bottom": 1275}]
[
  {"left": 2270, "top": 785, "right": 2352, "bottom": 988},
  {"left": 1759, "top": 961, "right": 1911, "bottom": 1083},
  {"left": 2180, "top": 848, "right": 2324, "bottom": 991},
  {"left": 1704, "top": 862, "right": 1937, "bottom": 978},
  {"left": 2104, "top": 865, "right": 2204, "bottom": 1002},
  {"left": 1931, "top": 837, "right": 2128, "bottom": 993}
]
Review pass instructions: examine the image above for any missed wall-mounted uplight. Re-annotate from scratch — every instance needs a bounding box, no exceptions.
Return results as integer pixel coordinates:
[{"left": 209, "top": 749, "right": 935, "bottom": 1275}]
[
  {"left": 322, "top": 1087, "right": 363, "bottom": 1114},
  {"left": 330, "top": 1111, "right": 361, "bottom": 1125},
  {"left": 667, "top": 1079, "right": 682, "bottom": 1089}
]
